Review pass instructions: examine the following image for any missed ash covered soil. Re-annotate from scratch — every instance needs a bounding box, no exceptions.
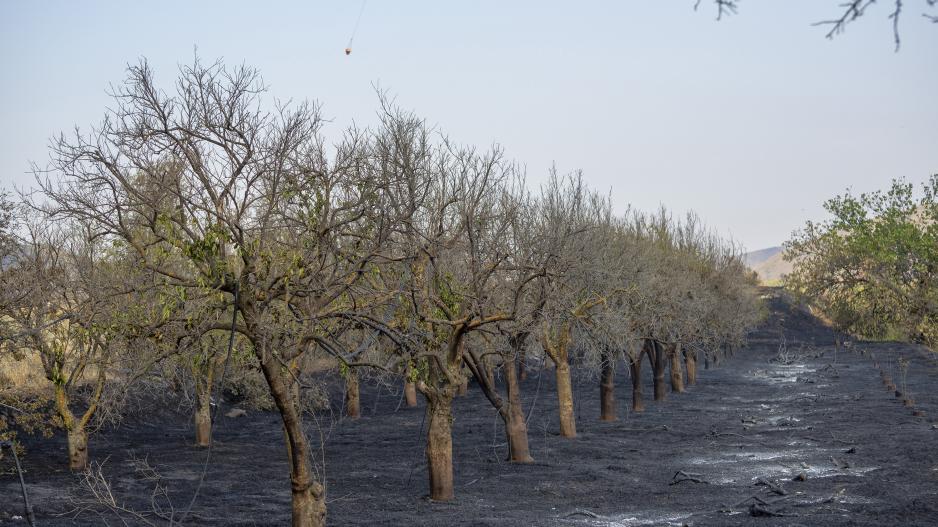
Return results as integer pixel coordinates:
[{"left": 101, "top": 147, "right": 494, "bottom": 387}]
[{"left": 3, "top": 289, "right": 938, "bottom": 526}]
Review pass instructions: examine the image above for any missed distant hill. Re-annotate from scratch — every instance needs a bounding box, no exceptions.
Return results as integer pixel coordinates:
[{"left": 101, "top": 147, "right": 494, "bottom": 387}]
[
  {"left": 743, "top": 246, "right": 781, "bottom": 268},
  {"left": 743, "top": 246, "right": 793, "bottom": 285}
]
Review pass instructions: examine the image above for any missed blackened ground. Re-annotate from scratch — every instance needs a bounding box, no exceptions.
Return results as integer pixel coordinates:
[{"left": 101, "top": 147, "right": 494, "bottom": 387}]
[{"left": 3, "top": 288, "right": 938, "bottom": 526}]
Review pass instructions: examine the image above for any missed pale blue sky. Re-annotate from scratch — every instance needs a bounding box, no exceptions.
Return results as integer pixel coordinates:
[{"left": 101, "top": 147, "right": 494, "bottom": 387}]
[{"left": 1, "top": 1, "right": 936, "bottom": 250}]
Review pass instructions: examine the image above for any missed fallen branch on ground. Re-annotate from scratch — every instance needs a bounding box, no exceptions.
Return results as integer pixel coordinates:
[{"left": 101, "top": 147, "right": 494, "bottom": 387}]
[
  {"left": 801, "top": 435, "right": 854, "bottom": 445},
  {"left": 670, "top": 470, "right": 709, "bottom": 485},
  {"left": 749, "top": 503, "right": 795, "bottom": 517},
  {"left": 755, "top": 477, "right": 787, "bottom": 495},
  {"left": 565, "top": 509, "right": 600, "bottom": 518}
]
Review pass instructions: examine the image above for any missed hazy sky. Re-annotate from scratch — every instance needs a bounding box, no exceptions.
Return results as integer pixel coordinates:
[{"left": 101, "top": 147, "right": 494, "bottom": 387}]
[{"left": 1, "top": 1, "right": 936, "bottom": 250}]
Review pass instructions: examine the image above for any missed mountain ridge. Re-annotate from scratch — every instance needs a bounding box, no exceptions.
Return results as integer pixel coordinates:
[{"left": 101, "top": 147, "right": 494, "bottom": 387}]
[{"left": 743, "top": 246, "right": 792, "bottom": 284}]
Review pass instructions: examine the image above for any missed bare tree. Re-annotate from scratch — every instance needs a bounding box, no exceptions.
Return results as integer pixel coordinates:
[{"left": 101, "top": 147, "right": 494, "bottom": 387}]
[
  {"left": 698, "top": 0, "right": 938, "bottom": 49},
  {"left": 366, "top": 103, "right": 536, "bottom": 499},
  {"left": 16, "top": 53, "right": 769, "bottom": 525},
  {"left": 0, "top": 217, "right": 136, "bottom": 470},
  {"left": 533, "top": 172, "right": 618, "bottom": 438},
  {"left": 35, "top": 57, "right": 414, "bottom": 527},
  {"left": 0, "top": 193, "right": 59, "bottom": 458}
]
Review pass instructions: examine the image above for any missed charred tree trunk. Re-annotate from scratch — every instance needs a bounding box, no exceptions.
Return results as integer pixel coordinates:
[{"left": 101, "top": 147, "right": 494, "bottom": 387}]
[
  {"left": 467, "top": 333, "right": 534, "bottom": 463},
  {"left": 628, "top": 351, "right": 645, "bottom": 412},
  {"left": 258, "top": 350, "right": 326, "bottom": 527},
  {"left": 669, "top": 343, "right": 685, "bottom": 393},
  {"left": 503, "top": 357, "right": 533, "bottom": 462},
  {"left": 465, "top": 346, "right": 534, "bottom": 463},
  {"left": 425, "top": 393, "right": 455, "bottom": 500},
  {"left": 344, "top": 369, "right": 360, "bottom": 419},
  {"left": 684, "top": 347, "right": 697, "bottom": 385},
  {"left": 647, "top": 340, "right": 667, "bottom": 402},
  {"left": 599, "top": 348, "right": 616, "bottom": 421}
]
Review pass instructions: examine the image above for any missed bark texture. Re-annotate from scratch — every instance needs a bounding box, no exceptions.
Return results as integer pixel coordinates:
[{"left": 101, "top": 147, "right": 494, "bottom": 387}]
[
  {"left": 669, "top": 343, "right": 685, "bottom": 393},
  {"left": 503, "top": 357, "right": 533, "bottom": 462},
  {"left": 555, "top": 362, "right": 577, "bottom": 437},
  {"left": 599, "top": 349, "right": 616, "bottom": 421},
  {"left": 629, "top": 351, "right": 645, "bottom": 412},
  {"left": 194, "top": 391, "right": 212, "bottom": 447},
  {"left": 684, "top": 347, "right": 697, "bottom": 385},
  {"left": 191, "top": 350, "right": 218, "bottom": 447},
  {"left": 404, "top": 381, "right": 418, "bottom": 407},
  {"left": 257, "top": 347, "right": 326, "bottom": 527},
  {"left": 648, "top": 340, "right": 667, "bottom": 401},
  {"left": 542, "top": 324, "right": 576, "bottom": 438},
  {"left": 465, "top": 334, "right": 534, "bottom": 464},
  {"left": 425, "top": 394, "right": 455, "bottom": 500},
  {"left": 67, "top": 429, "right": 89, "bottom": 471},
  {"left": 54, "top": 376, "right": 104, "bottom": 471},
  {"left": 518, "top": 348, "right": 528, "bottom": 381}
]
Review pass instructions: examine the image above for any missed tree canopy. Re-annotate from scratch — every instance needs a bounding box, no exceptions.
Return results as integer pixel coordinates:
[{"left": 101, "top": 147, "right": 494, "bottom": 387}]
[{"left": 786, "top": 175, "right": 938, "bottom": 347}]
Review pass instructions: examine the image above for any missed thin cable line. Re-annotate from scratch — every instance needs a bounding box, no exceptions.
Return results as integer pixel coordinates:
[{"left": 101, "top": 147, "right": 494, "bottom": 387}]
[
  {"left": 0, "top": 441, "right": 36, "bottom": 526},
  {"left": 174, "top": 282, "right": 240, "bottom": 526},
  {"left": 347, "top": 0, "right": 368, "bottom": 49}
]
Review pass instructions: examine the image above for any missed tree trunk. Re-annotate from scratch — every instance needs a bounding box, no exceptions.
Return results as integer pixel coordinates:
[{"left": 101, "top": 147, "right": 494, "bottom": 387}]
[
  {"left": 456, "top": 341, "right": 469, "bottom": 396},
  {"left": 345, "top": 370, "right": 360, "bottom": 419},
  {"left": 67, "top": 428, "right": 89, "bottom": 471},
  {"left": 518, "top": 348, "right": 528, "bottom": 381},
  {"left": 555, "top": 361, "right": 577, "bottom": 438},
  {"left": 483, "top": 360, "right": 495, "bottom": 390},
  {"left": 195, "top": 387, "right": 212, "bottom": 447},
  {"left": 669, "top": 343, "right": 685, "bottom": 393},
  {"left": 542, "top": 327, "right": 577, "bottom": 439},
  {"left": 503, "top": 357, "right": 533, "bottom": 463},
  {"left": 425, "top": 394, "right": 455, "bottom": 501},
  {"left": 684, "top": 347, "right": 697, "bottom": 385},
  {"left": 404, "top": 381, "right": 418, "bottom": 407},
  {"left": 466, "top": 348, "right": 534, "bottom": 464},
  {"left": 468, "top": 335, "right": 534, "bottom": 464},
  {"left": 600, "top": 349, "right": 616, "bottom": 421},
  {"left": 190, "top": 348, "right": 218, "bottom": 448},
  {"left": 629, "top": 353, "right": 645, "bottom": 412},
  {"left": 55, "top": 384, "right": 90, "bottom": 471},
  {"left": 649, "top": 340, "right": 667, "bottom": 402},
  {"left": 259, "top": 354, "right": 326, "bottom": 527}
]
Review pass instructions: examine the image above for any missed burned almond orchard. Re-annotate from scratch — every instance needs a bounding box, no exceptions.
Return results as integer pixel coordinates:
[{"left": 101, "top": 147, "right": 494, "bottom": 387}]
[
  {"left": 0, "top": 57, "right": 760, "bottom": 526},
  {"left": 3, "top": 53, "right": 934, "bottom": 527}
]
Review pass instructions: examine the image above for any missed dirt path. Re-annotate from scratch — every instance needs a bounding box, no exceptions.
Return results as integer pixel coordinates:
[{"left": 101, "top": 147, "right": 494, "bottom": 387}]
[{"left": 3, "top": 289, "right": 938, "bottom": 526}]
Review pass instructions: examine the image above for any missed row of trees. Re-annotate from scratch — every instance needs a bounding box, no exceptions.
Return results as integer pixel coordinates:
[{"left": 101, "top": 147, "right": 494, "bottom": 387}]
[
  {"left": 0, "top": 58, "right": 760, "bottom": 527},
  {"left": 786, "top": 176, "right": 938, "bottom": 348}
]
